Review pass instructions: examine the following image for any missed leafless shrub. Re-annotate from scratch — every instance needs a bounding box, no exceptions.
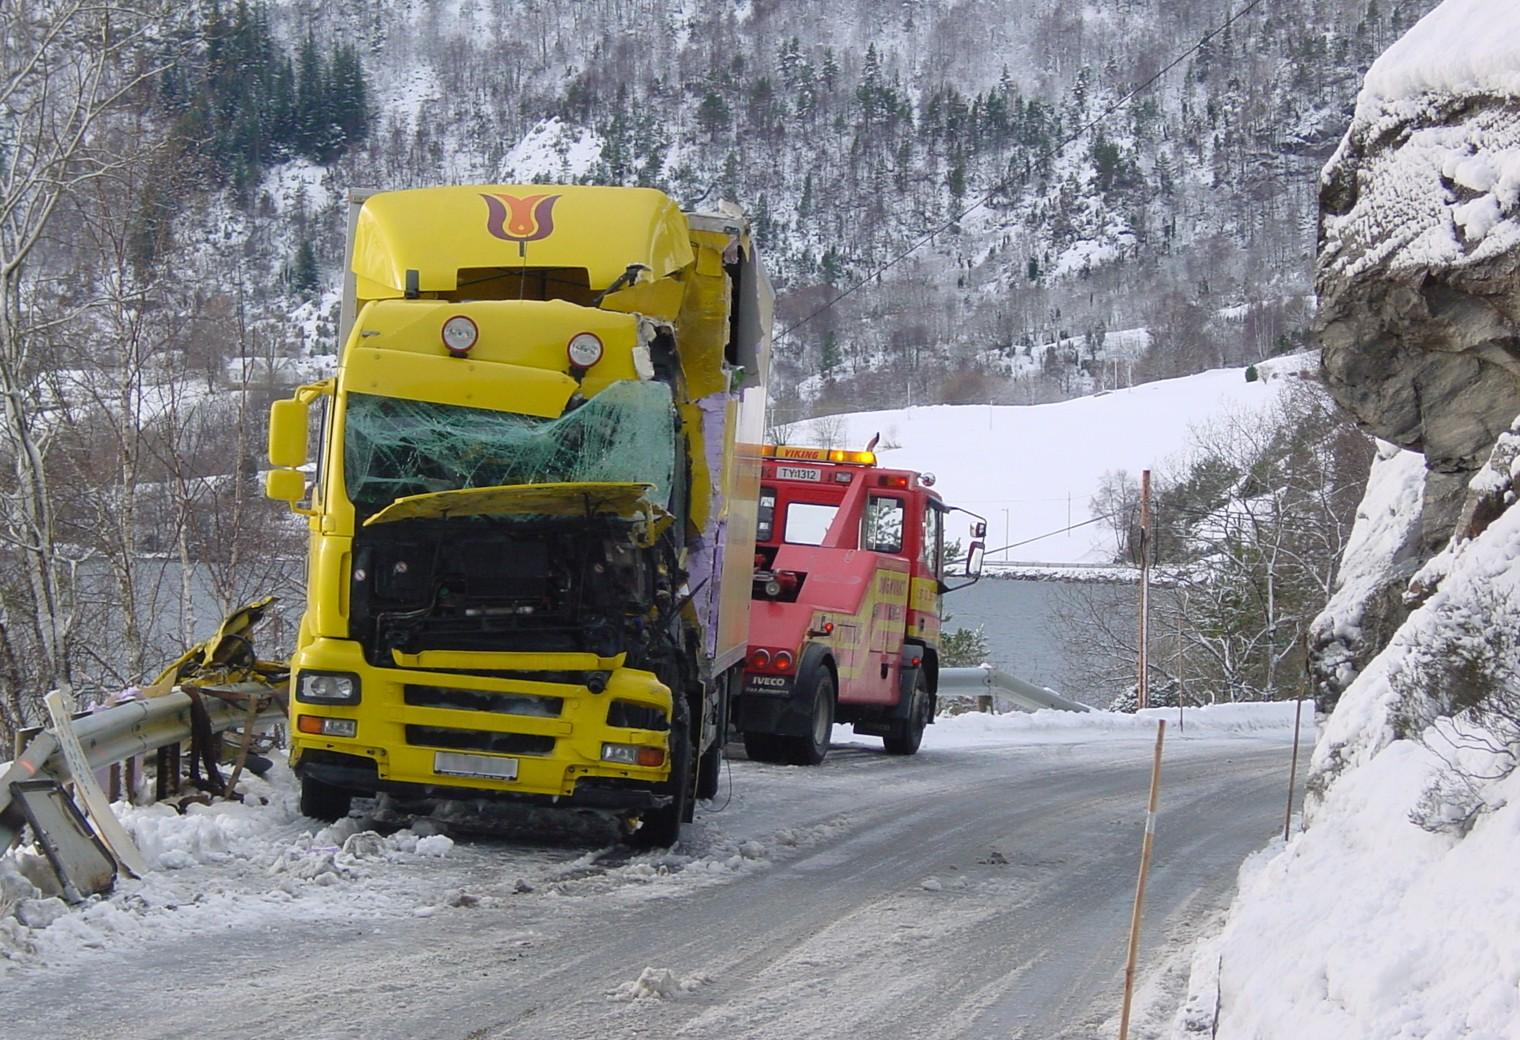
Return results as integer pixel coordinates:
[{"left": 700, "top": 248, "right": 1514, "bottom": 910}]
[{"left": 1389, "top": 587, "right": 1520, "bottom": 835}]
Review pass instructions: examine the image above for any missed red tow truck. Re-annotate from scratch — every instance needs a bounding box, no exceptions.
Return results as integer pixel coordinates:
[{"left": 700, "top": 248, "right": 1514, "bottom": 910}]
[{"left": 734, "top": 443, "right": 986, "bottom": 764}]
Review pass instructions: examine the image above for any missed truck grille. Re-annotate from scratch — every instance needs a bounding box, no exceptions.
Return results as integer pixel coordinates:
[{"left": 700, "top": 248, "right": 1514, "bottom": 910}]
[
  {"left": 404, "top": 684, "right": 563, "bottom": 717},
  {"left": 405, "top": 726, "right": 555, "bottom": 756}
]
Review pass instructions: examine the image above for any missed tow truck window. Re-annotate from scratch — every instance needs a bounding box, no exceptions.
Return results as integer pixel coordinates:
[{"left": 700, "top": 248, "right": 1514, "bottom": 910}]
[
  {"left": 864, "top": 495, "right": 904, "bottom": 553},
  {"left": 784, "top": 502, "right": 838, "bottom": 544},
  {"left": 757, "top": 488, "right": 777, "bottom": 542}
]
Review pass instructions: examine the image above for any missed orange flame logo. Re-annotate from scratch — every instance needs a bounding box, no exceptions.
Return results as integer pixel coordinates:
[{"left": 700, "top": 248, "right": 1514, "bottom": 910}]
[{"left": 482, "top": 192, "right": 560, "bottom": 243}]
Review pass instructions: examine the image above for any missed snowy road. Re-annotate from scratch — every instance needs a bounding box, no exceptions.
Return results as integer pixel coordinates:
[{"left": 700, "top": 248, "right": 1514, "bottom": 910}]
[{"left": 2, "top": 712, "right": 1300, "bottom": 1040}]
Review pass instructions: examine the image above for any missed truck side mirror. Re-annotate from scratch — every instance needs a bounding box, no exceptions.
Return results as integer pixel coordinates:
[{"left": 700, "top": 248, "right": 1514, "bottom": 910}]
[
  {"left": 966, "top": 540, "right": 985, "bottom": 577},
  {"left": 265, "top": 467, "right": 307, "bottom": 504},
  {"left": 268, "top": 398, "right": 309, "bottom": 468},
  {"left": 942, "top": 539, "right": 985, "bottom": 593},
  {"left": 973, "top": 520, "right": 987, "bottom": 539}
]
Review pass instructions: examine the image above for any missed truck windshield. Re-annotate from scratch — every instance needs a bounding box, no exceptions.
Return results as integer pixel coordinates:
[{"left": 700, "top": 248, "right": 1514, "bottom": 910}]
[{"left": 342, "top": 379, "right": 676, "bottom": 513}]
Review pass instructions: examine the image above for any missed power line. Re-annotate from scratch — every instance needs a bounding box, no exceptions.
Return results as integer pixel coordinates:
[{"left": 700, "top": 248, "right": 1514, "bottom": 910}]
[
  {"left": 986, "top": 510, "right": 1117, "bottom": 555},
  {"left": 778, "top": 0, "right": 1272, "bottom": 342}
]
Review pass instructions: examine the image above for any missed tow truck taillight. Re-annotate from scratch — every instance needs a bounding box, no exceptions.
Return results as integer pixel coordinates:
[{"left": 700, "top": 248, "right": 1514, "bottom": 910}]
[{"left": 748, "top": 646, "right": 796, "bottom": 675}]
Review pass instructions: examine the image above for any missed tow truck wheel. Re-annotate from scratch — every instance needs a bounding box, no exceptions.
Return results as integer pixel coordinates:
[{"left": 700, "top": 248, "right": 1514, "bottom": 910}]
[
  {"left": 884, "top": 670, "right": 931, "bottom": 756},
  {"left": 299, "top": 775, "right": 353, "bottom": 822},
  {"left": 788, "top": 672, "right": 835, "bottom": 766}
]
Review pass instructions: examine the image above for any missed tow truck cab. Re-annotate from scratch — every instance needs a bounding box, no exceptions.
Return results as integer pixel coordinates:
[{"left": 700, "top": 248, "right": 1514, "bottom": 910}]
[{"left": 735, "top": 444, "right": 985, "bottom": 765}]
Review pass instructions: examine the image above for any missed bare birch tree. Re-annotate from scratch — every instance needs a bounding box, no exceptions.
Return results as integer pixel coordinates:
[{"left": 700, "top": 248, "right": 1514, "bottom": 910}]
[{"left": 0, "top": 1, "right": 169, "bottom": 737}]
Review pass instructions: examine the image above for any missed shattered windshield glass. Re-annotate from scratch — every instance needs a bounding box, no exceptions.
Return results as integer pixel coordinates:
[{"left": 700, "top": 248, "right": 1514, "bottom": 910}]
[{"left": 343, "top": 379, "right": 676, "bottom": 513}]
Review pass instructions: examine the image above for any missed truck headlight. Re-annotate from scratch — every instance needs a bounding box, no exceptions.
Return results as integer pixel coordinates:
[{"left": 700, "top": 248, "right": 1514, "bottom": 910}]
[
  {"left": 601, "top": 742, "right": 666, "bottom": 767},
  {"left": 296, "top": 671, "right": 361, "bottom": 705}
]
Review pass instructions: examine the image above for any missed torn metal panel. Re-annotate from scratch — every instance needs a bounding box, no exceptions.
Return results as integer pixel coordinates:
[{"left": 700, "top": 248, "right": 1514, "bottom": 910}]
[
  {"left": 9, "top": 780, "right": 116, "bottom": 902},
  {"left": 362, "top": 481, "right": 661, "bottom": 527}
]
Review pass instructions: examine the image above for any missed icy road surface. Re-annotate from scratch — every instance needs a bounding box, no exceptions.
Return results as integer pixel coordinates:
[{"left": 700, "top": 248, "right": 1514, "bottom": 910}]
[{"left": 1, "top": 707, "right": 1305, "bottom": 1040}]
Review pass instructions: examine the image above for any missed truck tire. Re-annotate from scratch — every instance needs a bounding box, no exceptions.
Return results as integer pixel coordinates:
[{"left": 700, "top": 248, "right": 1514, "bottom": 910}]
[
  {"left": 630, "top": 703, "right": 693, "bottom": 848},
  {"left": 787, "top": 672, "right": 835, "bottom": 766},
  {"left": 696, "top": 676, "right": 728, "bottom": 800},
  {"left": 299, "top": 775, "right": 352, "bottom": 822},
  {"left": 884, "top": 670, "right": 931, "bottom": 756}
]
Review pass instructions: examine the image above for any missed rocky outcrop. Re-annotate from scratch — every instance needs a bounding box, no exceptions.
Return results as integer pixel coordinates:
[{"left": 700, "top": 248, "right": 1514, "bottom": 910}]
[
  {"left": 1312, "top": 12, "right": 1520, "bottom": 705},
  {"left": 1315, "top": 91, "right": 1520, "bottom": 541}
]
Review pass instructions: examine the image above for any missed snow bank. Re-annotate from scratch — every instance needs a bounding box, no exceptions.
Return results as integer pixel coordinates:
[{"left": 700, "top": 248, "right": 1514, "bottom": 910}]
[
  {"left": 0, "top": 758, "right": 471, "bottom": 966},
  {"left": 1309, "top": 441, "right": 1425, "bottom": 693},
  {"left": 1193, "top": 743, "right": 1520, "bottom": 1040},
  {"left": 789, "top": 358, "right": 1307, "bottom": 564},
  {"left": 922, "top": 701, "right": 1309, "bottom": 750},
  {"left": 1181, "top": 419, "right": 1520, "bottom": 1037}
]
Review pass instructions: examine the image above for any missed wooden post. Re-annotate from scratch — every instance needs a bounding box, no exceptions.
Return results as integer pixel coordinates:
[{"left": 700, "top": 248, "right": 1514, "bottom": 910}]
[
  {"left": 1285, "top": 633, "right": 1310, "bottom": 841},
  {"left": 1119, "top": 719, "right": 1166, "bottom": 1040},
  {"left": 1176, "top": 605, "right": 1185, "bottom": 734},
  {"left": 1137, "top": 469, "right": 1151, "bottom": 710},
  {"left": 1284, "top": 689, "right": 1306, "bottom": 843}
]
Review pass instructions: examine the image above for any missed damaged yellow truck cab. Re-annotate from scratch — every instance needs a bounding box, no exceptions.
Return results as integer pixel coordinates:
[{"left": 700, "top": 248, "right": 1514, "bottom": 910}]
[{"left": 265, "top": 185, "right": 771, "bottom": 846}]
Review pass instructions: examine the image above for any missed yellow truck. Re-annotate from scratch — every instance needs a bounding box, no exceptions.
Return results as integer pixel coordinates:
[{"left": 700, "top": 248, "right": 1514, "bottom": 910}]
[{"left": 265, "top": 185, "right": 770, "bottom": 845}]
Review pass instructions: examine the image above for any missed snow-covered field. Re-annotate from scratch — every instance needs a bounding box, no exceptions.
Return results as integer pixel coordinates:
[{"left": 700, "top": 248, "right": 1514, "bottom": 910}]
[
  {"left": 1, "top": 702, "right": 1306, "bottom": 974},
  {"left": 786, "top": 355, "right": 1315, "bottom": 563}
]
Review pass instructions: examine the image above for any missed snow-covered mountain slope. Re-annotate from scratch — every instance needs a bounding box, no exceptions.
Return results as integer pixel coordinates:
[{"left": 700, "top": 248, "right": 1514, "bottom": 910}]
[
  {"left": 782, "top": 355, "right": 1312, "bottom": 563},
  {"left": 174, "top": 0, "right": 1418, "bottom": 409}
]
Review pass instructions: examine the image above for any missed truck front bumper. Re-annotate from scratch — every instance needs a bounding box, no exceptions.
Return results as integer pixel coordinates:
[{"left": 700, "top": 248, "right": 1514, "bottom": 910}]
[{"left": 288, "top": 639, "right": 674, "bottom": 803}]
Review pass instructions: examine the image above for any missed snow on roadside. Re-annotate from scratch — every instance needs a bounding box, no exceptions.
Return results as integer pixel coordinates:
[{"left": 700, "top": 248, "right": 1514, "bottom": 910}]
[{"left": 917, "top": 701, "right": 1311, "bottom": 750}]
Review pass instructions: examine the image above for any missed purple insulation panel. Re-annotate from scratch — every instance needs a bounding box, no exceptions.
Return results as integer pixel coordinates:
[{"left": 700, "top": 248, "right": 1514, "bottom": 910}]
[{"left": 690, "top": 391, "right": 731, "bottom": 659}]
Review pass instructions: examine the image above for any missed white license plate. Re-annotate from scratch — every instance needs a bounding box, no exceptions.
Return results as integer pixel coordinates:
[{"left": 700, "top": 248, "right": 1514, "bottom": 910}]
[
  {"left": 777, "top": 465, "right": 823, "bottom": 482},
  {"left": 434, "top": 751, "right": 519, "bottom": 781}
]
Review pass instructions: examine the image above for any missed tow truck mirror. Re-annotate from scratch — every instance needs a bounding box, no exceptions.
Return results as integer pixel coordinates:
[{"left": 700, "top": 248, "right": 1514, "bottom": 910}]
[
  {"left": 942, "top": 538, "right": 986, "bottom": 593},
  {"left": 265, "top": 467, "right": 307, "bottom": 504},
  {"left": 268, "top": 398, "right": 309, "bottom": 468}
]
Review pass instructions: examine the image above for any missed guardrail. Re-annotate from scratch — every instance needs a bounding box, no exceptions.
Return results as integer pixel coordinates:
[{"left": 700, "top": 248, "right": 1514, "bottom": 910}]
[
  {"left": 939, "top": 666, "right": 1093, "bottom": 714},
  {"left": 1, "top": 684, "right": 284, "bottom": 900}
]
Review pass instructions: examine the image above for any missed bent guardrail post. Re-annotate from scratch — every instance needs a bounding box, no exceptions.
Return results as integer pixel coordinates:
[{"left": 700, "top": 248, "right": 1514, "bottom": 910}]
[{"left": 938, "top": 666, "right": 1093, "bottom": 714}]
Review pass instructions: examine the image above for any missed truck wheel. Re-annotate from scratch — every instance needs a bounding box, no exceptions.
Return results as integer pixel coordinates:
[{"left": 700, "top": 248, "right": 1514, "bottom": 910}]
[
  {"left": 787, "top": 672, "right": 835, "bottom": 766},
  {"left": 884, "top": 671, "right": 931, "bottom": 756},
  {"left": 696, "top": 678, "right": 728, "bottom": 800},
  {"left": 630, "top": 705, "right": 693, "bottom": 848},
  {"left": 299, "top": 775, "right": 352, "bottom": 822}
]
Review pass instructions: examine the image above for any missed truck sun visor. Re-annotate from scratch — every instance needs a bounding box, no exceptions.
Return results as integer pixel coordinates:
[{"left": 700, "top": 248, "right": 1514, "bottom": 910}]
[{"left": 343, "top": 380, "right": 676, "bottom": 512}]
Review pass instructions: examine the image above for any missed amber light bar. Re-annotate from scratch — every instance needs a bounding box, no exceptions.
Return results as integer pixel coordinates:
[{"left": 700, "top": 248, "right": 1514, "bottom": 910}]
[{"left": 761, "top": 444, "right": 877, "bottom": 466}]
